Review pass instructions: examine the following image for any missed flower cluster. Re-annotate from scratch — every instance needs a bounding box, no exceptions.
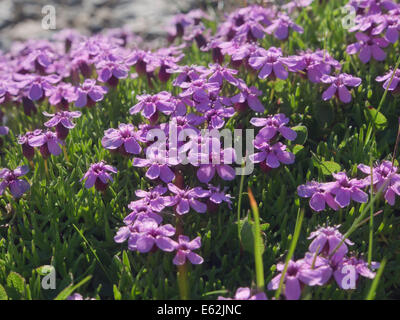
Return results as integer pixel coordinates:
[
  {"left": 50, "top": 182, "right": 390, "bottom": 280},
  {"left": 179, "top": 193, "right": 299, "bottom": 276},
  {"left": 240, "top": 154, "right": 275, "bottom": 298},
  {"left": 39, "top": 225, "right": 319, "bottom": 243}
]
[
  {"left": 0, "top": 0, "right": 392, "bottom": 301},
  {"left": 376, "top": 68, "right": 400, "bottom": 93},
  {"left": 345, "top": 0, "right": 400, "bottom": 63},
  {"left": 298, "top": 160, "right": 400, "bottom": 212},
  {"left": 268, "top": 225, "right": 379, "bottom": 300},
  {"left": 250, "top": 114, "right": 297, "bottom": 170},
  {"left": 0, "top": 166, "right": 30, "bottom": 198}
]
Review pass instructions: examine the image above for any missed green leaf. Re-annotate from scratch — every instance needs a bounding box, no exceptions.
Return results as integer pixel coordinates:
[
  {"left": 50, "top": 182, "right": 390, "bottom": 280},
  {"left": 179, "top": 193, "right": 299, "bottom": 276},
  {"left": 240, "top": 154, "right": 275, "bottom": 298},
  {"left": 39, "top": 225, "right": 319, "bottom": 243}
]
[
  {"left": 113, "top": 285, "right": 122, "bottom": 300},
  {"left": 122, "top": 251, "right": 131, "bottom": 273},
  {"left": 319, "top": 161, "right": 341, "bottom": 175},
  {"left": 36, "top": 265, "right": 54, "bottom": 276},
  {"left": 239, "top": 218, "right": 265, "bottom": 256},
  {"left": 0, "top": 284, "right": 8, "bottom": 300},
  {"left": 6, "top": 272, "right": 25, "bottom": 299},
  {"left": 54, "top": 275, "right": 92, "bottom": 300},
  {"left": 292, "top": 126, "right": 308, "bottom": 145},
  {"left": 293, "top": 145, "right": 304, "bottom": 155},
  {"left": 365, "top": 107, "right": 387, "bottom": 130},
  {"left": 274, "top": 80, "right": 285, "bottom": 93}
]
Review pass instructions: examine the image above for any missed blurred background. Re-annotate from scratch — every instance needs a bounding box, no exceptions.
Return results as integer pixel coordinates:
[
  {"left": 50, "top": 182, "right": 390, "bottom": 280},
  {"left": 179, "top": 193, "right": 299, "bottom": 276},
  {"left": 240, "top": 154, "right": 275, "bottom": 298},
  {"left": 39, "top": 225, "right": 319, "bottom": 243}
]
[
  {"left": 0, "top": 0, "right": 199, "bottom": 49},
  {"left": 0, "top": 0, "right": 268, "bottom": 50}
]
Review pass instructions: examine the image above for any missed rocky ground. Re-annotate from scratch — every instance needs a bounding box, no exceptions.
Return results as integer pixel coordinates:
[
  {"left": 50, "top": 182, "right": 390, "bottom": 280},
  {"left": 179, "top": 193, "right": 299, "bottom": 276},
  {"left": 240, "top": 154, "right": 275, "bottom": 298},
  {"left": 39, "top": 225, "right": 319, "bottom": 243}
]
[{"left": 0, "top": 0, "right": 200, "bottom": 49}]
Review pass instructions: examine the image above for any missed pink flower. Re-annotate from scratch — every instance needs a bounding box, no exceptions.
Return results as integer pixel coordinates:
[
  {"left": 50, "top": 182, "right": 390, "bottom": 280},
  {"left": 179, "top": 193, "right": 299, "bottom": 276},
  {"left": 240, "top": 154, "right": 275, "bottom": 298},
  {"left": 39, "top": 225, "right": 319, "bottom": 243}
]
[
  {"left": 321, "top": 73, "right": 361, "bottom": 103},
  {"left": 172, "top": 235, "right": 204, "bottom": 265},
  {"left": 80, "top": 161, "right": 117, "bottom": 191}
]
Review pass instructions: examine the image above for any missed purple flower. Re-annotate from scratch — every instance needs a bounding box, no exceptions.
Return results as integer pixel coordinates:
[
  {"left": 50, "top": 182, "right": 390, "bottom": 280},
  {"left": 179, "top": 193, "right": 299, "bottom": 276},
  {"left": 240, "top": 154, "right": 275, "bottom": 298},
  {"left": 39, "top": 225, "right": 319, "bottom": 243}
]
[
  {"left": 284, "top": 50, "right": 341, "bottom": 83},
  {"left": 200, "top": 105, "right": 235, "bottom": 129},
  {"left": 129, "top": 185, "right": 169, "bottom": 213},
  {"left": 172, "top": 235, "right": 204, "bottom": 265},
  {"left": 166, "top": 183, "right": 210, "bottom": 215},
  {"left": 297, "top": 181, "right": 340, "bottom": 212},
  {"left": 29, "top": 130, "right": 64, "bottom": 159},
  {"left": 128, "top": 218, "right": 176, "bottom": 253},
  {"left": 231, "top": 79, "right": 264, "bottom": 113},
  {"left": 203, "top": 39, "right": 225, "bottom": 65},
  {"left": 183, "top": 24, "right": 209, "bottom": 49},
  {"left": 124, "top": 202, "right": 162, "bottom": 226},
  {"left": 67, "top": 293, "right": 95, "bottom": 300},
  {"left": 323, "top": 172, "right": 368, "bottom": 208},
  {"left": 0, "top": 126, "right": 9, "bottom": 136},
  {"left": 265, "top": 14, "right": 304, "bottom": 40},
  {"left": 67, "top": 293, "right": 84, "bottom": 300},
  {"left": 20, "top": 48, "right": 53, "bottom": 74},
  {"left": 43, "top": 110, "right": 82, "bottom": 140},
  {"left": 206, "top": 184, "right": 234, "bottom": 212},
  {"left": 207, "top": 64, "right": 239, "bottom": 87},
  {"left": 321, "top": 73, "right": 361, "bottom": 103},
  {"left": 168, "top": 13, "right": 194, "bottom": 39},
  {"left": 18, "top": 130, "right": 42, "bottom": 160},
  {"left": 234, "top": 18, "right": 267, "bottom": 41},
  {"left": 129, "top": 92, "right": 175, "bottom": 121},
  {"left": 268, "top": 256, "right": 332, "bottom": 300},
  {"left": 333, "top": 257, "right": 380, "bottom": 290},
  {"left": 101, "top": 123, "right": 142, "bottom": 156},
  {"left": 218, "top": 287, "right": 267, "bottom": 300},
  {"left": 80, "top": 161, "right": 117, "bottom": 191},
  {"left": 170, "top": 65, "right": 209, "bottom": 87},
  {"left": 0, "top": 78, "right": 18, "bottom": 105},
  {"left": 226, "top": 42, "right": 259, "bottom": 69},
  {"left": 16, "top": 74, "right": 61, "bottom": 102},
  {"left": 249, "top": 47, "right": 289, "bottom": 80},
  {"left": 371, "top": 10, "right": 400, "bottom": 43},
  {"left": 358, "top": 161, "right": 400, "bottom": 205},
  {"left": 191, "top": 147, "right": 236, "bottom": 183},
  {"left": 126, "top": 50, "right": 158, "bottom": 75},
  {"left": 346, "top": 33, "right": 389, "bottom": 63},
  {"left": 45, "top": 83, "right": 77, "bottom": 109},
  {"left": 179, "top": 79, "right": 220, "bottom": 105},
  {"left": 283, "top": 0, "right": 314, "bottom": 14},
  {"left": 132, "top": 148, "right": 179, "bottom": 183},
  {"left": 376, "top": 68, "right": 400, "bottom": 92},
  {"left": 96, "top": 58, "right": 129, "bottom": 86},
  {"left": 308, "top": 225, "right": 354, "bottom": 264},
  {"left": 250, "top": 136, "right": 295, "bottom": 169},
  {"left": 251, "top": 114, "right": 297, "bottom": 141},
  {"left": 156, "top": 54, "right": 183, "bottom": 83},
  {"left": 0, "top": 166, "right": 30, "bottom": 198},
  {"left": 75, "top": 79, "right": 108, "bottom": 108}
]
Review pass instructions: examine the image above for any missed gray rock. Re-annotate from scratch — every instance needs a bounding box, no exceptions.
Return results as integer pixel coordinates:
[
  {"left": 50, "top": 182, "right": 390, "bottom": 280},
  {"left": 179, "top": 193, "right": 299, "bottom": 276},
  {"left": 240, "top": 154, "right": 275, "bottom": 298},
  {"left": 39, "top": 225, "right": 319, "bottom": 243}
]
[{"left": 0, "top": 0, "right": 196, "bottom": 50}]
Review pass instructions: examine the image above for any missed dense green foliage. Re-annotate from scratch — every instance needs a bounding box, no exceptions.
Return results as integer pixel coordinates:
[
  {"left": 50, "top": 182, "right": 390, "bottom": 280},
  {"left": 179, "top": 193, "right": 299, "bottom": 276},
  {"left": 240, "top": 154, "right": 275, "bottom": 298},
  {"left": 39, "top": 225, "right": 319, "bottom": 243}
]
[{"left": 0, "top": 0, "right": 399, "bottom": 300}]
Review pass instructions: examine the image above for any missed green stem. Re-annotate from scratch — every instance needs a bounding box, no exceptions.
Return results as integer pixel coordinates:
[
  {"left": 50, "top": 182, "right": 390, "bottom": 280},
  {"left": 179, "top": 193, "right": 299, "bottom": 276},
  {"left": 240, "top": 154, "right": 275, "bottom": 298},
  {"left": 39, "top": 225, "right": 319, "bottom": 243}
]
[
  {"left": 366, "top": 258, "right": 387, "bottom": 300},
  {"left": 368, "top": 159, "right": 374, "bottom": 266},
  {"left": 177, "top": 263, "right": 189, "bottom": 300},
  {"left": 175, "top": 215, "right": 189, "bottom": 300},
  {"left": 365, "top": 55, "right": 400, "bottom": 144},
  {"left": 247, "top": 188, "right": 265, "bottom": 292},
  {"left": 237, "top": 162, "right": 246, "bottom": 246},
  {"left": 275, "top": 209, "right": 304, "bottom": 299},
  {"left": 329, "top": 179, "right": 389, "bottom": 260}
]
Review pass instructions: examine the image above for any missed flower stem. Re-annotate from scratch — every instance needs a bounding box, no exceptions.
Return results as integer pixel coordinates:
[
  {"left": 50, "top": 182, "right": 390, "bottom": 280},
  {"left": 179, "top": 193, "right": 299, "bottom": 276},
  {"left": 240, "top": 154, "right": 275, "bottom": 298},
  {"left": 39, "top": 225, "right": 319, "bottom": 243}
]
[
  {"left": 247, "top": 187, "right": 265, "bottom": 292},
  {"left": 44, "top": 159, "right": 48, "bottom": 177},
  {"left": 175, "top": 215, "right": 189, "bottom": 300},
  {"left": 366, "top": 257, "right": 387, "bottom": 300},
  {"left": 237, "top": 162, "right": 246, "bottom": 246},
  {"left": 368, "top": 159, "right": 374, "bottom": 266},
  {"left": 177, "top": 263, "right": 189, "bottom": 300},
  {"left": 275, "top": 209, "right": 304, "bottom": 299},
  {"left": 391, "top": 119, "right": 400, "bottom": 168},
  {"left": 63, "top": 145, "right": 69, "bottom": 162}
]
